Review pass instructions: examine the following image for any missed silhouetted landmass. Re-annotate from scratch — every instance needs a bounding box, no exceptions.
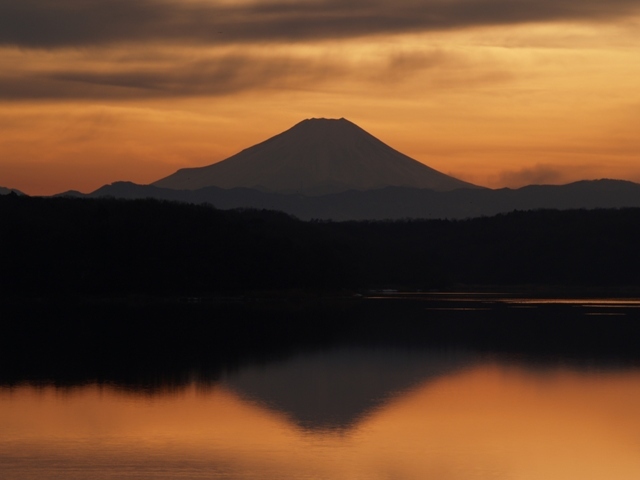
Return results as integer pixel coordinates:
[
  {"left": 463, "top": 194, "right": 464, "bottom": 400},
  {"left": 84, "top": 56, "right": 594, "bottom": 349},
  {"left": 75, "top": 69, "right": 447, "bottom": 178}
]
[
  {"left": 62, "top": 178, "right": 640, "bottom": 220},
  {"left": 3, "top": 195, "right": 640, "bottom": 297},
  {"left": 2, "top": 295, "right": 640, "bottom": 388},
  {"left": 153, "top": 118, "right": 479, "bottom": 194},
  {"left": 3, "top": 195, "right": 640, "bottom": 386},
  {"left": 1, "top": 195, "right": 353, "bottom": 296},
  {"left": 0, "top": 186, "right": 25, "bottom": 196}
]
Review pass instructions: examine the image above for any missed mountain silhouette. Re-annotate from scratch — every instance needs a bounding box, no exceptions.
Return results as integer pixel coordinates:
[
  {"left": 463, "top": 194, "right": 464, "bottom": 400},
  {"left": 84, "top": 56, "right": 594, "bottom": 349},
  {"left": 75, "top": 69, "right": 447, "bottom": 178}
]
[
  {"left": 0, "top": 186, "right": 25, "bottom": 196},
  {"left": 153, "top": 117, "right": 479, "bottom": 194},
  {"left": 66, "top": 178, "right": 640, "bottom": 221}
]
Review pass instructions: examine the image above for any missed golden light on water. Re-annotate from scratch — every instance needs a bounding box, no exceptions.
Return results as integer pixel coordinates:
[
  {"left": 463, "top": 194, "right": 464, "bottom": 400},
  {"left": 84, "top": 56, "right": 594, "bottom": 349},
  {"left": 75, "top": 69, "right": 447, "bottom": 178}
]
[{"left": 3, "top": 362, "right": 640, "bottom": 479}]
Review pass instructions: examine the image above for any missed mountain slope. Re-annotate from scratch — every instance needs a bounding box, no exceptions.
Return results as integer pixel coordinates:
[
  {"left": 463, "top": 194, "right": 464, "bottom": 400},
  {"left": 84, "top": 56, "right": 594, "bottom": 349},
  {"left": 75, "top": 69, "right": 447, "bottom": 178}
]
[{"left": 153, "top": 118, "right": 478, "bottom": 194}]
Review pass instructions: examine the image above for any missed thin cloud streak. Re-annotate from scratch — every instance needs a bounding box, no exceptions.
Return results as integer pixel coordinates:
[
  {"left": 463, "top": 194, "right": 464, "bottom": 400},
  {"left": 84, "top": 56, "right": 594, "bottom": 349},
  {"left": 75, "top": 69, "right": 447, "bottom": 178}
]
[
  {"left": 0, "top": 55, "right": 343, "bottom": 100},
  {"left": 2, "top": 0, "right": 640, "bottom": 48},
  {"left": 0, "top": 48, "right": 505, "bottom": 100}
]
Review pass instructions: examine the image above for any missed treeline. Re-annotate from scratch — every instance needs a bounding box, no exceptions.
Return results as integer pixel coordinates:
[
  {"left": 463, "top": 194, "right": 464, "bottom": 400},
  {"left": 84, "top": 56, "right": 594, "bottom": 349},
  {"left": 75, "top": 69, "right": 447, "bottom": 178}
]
[
  {"left": 337, "top": 208, "right": 640, "bottom": 287},
  {"left": 2, "top": 194, "right": 640, "bottom": 297}
]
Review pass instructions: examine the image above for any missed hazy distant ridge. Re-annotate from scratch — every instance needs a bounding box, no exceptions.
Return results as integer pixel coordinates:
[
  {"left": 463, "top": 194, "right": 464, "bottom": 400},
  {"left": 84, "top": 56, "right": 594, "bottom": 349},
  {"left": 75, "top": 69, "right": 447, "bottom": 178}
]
[
  {"left": 0, "top": 186, "right": 25, "bottom": 196},
  {"left": 63, "top": 178, "right": 640, "bottom": 220}
]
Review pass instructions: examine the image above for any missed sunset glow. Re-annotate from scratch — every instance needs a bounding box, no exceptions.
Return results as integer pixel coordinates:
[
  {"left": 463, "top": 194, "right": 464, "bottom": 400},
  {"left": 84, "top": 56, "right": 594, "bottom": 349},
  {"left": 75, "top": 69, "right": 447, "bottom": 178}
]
[
  {"left": 2, "top": 1, "right": 640, "bottom": 194},
  {"left": 3, "top": 364, "right": 640, "bottom": 479}
]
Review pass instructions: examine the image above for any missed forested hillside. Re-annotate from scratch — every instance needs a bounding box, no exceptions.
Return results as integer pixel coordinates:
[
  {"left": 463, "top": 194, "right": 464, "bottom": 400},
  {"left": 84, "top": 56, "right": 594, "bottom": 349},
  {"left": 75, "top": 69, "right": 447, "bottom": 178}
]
[{"left": 2, "top": 194, "right": 640, "bottom": 296}]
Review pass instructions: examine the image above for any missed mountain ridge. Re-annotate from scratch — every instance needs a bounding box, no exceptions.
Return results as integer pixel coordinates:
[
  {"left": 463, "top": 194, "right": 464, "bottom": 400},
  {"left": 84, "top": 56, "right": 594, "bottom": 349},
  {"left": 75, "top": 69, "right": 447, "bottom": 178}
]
[
  {"left": 0, "top": 186, "right": 25, "bottom": 196},
  {"left": 59, "top": 178, "right": 640, "bottom": 221}
]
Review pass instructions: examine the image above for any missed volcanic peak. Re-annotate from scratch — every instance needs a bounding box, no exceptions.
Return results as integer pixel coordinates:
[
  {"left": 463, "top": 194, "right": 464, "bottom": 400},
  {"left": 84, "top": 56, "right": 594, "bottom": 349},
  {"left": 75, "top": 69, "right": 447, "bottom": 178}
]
[{"left": 153, "top": 118, "right": 479, "bottom": 194}]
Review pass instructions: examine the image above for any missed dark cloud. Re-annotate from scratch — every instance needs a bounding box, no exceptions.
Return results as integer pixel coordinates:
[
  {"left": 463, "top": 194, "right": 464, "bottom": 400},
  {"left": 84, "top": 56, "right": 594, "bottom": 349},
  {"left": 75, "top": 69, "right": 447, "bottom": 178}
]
[
  {"left": 0, "top": 47, "right": 508, "bottom": 101},
  {"left": 1, "top": 0, "right": 639, "bottom": 48},
  {"left": 0, "top": 54, "right": 347, "bottom": 100}
]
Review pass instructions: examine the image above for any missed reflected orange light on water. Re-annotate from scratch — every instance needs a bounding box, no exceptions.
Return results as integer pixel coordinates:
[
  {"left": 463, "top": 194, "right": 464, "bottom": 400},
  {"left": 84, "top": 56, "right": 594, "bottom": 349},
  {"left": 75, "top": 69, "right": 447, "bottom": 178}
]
[
  {"left": 360, "top": 365, "right": 640, "bottom": 479},
  {"left": 2, "top": 364, "right": 640, "bottom": 479}
]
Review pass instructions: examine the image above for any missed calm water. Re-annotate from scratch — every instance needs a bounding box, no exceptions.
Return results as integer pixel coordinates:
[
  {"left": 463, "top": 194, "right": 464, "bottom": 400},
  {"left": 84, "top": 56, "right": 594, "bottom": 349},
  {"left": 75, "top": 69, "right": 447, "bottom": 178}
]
[
  {"left": 2, "top": 294, "right": 640, "bottom": 479},
  {"left": 2, "top": 348, "right": 640, "bottom": 479}
]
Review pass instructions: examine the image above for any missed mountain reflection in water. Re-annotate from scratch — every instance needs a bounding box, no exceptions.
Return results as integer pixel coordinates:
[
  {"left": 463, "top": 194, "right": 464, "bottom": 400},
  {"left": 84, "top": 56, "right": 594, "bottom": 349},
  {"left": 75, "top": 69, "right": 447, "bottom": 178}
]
[
  {"left": 223, "top": 347, "right": 473, "bottom": 430},
  {"left": 2, "top": 348, "right": 640, "bottom": 480}
]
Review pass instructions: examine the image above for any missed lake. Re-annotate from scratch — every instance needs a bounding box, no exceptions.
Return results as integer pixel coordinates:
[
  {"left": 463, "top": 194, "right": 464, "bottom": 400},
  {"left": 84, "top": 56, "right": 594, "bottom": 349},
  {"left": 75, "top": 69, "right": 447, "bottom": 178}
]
[{"left": 2, "top": 293, "right": 640, "bottom": 479}]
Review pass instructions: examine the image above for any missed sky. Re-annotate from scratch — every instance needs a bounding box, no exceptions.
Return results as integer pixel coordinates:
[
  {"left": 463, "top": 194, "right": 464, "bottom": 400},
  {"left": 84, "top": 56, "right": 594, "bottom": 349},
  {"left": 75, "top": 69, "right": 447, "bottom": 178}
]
[{"left": 2, "top": 0, "right": 640, "bottom": 195}]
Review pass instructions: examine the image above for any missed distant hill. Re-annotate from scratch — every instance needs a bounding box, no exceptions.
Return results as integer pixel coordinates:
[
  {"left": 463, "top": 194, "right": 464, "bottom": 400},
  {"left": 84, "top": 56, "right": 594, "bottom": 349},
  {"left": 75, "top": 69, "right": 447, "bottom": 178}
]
[
  {"left": 153, "top": 118, "right": 478, "bottom": 194},
  {"left": 0, "top": 186, "right": 25, "bottom": 196},
  {"left": 67, "top": 179, "right": 640, "bottom": 220}
]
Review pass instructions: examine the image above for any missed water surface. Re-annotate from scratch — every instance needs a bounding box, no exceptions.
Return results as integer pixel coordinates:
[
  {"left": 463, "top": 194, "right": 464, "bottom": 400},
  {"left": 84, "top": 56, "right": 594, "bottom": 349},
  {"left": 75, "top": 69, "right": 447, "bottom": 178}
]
[{"left": 2, "top": 346, "right": 640, "bottom": 480}]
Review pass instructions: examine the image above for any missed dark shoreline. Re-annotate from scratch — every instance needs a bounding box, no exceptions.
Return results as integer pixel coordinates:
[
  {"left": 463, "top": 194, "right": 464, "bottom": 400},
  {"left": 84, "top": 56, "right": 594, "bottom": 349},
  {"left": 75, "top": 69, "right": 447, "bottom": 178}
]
[
  {"left": 2, "top": 291, "right": 640, "bottom": 387},
  {"left": 3, "top": 195, "right": 640, "bottom": 386}
]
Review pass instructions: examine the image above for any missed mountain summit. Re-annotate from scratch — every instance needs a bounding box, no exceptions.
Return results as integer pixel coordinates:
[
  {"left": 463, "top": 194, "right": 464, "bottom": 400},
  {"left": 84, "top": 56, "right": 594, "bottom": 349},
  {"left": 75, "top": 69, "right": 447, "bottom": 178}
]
[{"left": 153, "top": 118, "right": 479, "bottom": 194}]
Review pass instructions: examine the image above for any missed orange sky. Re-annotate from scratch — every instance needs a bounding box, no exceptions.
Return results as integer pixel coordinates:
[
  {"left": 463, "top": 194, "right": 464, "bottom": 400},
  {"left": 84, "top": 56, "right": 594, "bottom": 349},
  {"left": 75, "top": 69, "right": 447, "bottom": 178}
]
[{"left": 2, "top": 0, "right": 640, "bottom": 195}]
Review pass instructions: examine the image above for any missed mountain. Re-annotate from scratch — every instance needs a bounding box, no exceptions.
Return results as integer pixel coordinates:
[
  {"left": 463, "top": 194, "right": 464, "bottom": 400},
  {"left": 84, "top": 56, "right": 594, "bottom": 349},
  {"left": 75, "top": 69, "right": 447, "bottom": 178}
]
[
  {"left": 0, "top": 186, "right": 25, "bottom": 196},
  {"left": 67, "top": 178, "right": 640, "bottom": 220},
  {"left": 153, "top": 118, "right": 478, "bottom": 194}
]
